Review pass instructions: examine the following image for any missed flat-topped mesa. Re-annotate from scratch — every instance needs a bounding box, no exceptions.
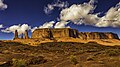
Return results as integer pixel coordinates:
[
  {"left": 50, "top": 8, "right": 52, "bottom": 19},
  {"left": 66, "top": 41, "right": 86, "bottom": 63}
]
[
  {"left": 78, "top": 32, "right": 119, "bottom": 39},
  {"left": 32, "top": 28, "right": 119, "bottom": 39},
  {"left": 32, "top": 28, "right": 79, "bottom": 39},
  {"left": 13, "top": 30, "right": 19, "bottom": 40}
]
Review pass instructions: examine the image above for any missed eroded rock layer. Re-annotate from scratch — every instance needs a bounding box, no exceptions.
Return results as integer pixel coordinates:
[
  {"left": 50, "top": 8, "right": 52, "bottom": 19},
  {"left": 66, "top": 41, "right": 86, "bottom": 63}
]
[
  {"left": 31, "top": 28, "right": 119, "bottom": 39},
  {"left": 78, "top": 32, "right": 119, "bottom": 39},
  {"left": 32, "top": 28, "right": 79, "bottom": 39}
]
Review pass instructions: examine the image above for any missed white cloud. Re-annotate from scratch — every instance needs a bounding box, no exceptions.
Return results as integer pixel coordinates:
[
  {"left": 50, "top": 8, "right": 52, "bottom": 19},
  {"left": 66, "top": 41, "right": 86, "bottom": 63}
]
[
  {"left": 39, "top": 21, "right": 55, "bottom": 28},
  {"left": 1, "top": 24, "right": 31, "bottom": 35},
  {"left": 96, "top": 2, "right": 120, "bottom": 27},
  {"left": 58, "top": 0, "right": 120, "bottom": 28},
  {"left": 31, "top": 21, "right": 70, "bottom": 32},
  {"left": 26, "top": 0, "right": 120, "bottom": 33},
  {"left": 0, "top": 24, "right": 3, "bottom": 28},
  {"left": 54, "top": 21, "right": 70, "bottom": 28},
  {"left": 60, "top": 0, "right": 98, "bottom": 25},
  {"left": 0, "top": 0, "right": 7, "bottom": 10},
  {"left": 43, "top": 0, "right": 99, "bottom": 28},
  {"left": 44, "top": 0, "right": 69, "bottom": 14},
  {"left": 31, "top": 21, "right": 55, "bottom": 32},
  {"left": 31, "top": 27, "right": 38, "bottom": 32}
]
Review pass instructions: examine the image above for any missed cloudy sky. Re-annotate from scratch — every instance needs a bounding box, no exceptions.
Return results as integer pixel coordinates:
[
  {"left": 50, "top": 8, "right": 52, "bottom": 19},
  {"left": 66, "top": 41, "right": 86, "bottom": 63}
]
[{"left": 0, "top": 0, "right": 120, "bottom": 40}]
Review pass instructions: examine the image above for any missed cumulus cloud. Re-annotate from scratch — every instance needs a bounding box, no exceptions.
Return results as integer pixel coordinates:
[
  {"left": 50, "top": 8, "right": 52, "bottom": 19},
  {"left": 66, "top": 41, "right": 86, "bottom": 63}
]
[
  {"left": 0, "top": 24, "right": 3, "bottom": 28},
  {"left": 54, "top": 21, "right": 70, "bottom": 28},
  {"left": 20, "top": 0, "right": 120, "bottom": 34},
  {"left": 44, "top": 0, "right": 69, "bottom": 14},
  {"left": 1, "top": 24, "right": 31, "bottom": 35},
  {"left": 60, "top": 0, "right": 98, "bottom": 25},
  {"left": 0, "top": 0, "right": 7, "bottom": 10},
  {"left": 31, "top": 21, "right": 55, "bottom": 32},
  {"left": 96, "top": 2, "right": 120, "bottom": 27},
  {"left": 39, "top": 21, "right": 55, "bottom": 28},
  {"left": 58, "top": 0, "right": 120, "bottom": 28},
  {"left": 31, "top": 27, "right": 38, "bottom": 32}
]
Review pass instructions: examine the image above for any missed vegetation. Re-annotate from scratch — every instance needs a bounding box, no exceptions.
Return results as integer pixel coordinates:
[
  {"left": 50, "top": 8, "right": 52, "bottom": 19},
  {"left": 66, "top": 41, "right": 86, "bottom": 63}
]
[
  {"left": 87, "top": 56, "right": 95, "bottom": 61},
  {"left": 105, "top": 49, "right": 120, "bottom": 56},
  {"left": 12, "top": 58, "right": 26, "bottom": 67},
  {"left": 0, "top": 41, "right": 120, "bottom": 67},
  {"left": 69, "top": 55, "right": 78, "bottom": 65}
]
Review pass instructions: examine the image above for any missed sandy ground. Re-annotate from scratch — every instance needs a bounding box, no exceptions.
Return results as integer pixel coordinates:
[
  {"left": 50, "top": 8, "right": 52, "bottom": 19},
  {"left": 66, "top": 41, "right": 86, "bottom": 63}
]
[{"left": 2, "top": 38, "right": 120, "bottom": 46}]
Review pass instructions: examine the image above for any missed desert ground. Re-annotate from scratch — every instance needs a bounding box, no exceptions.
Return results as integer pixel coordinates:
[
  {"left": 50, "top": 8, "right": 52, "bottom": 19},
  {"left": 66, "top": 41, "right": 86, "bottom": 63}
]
[
  {"left": 5, "top": 38, "right": 120, "bottom": 46},
  {"left": 0, "top": 40, "right": 120, "bottom": 67}
]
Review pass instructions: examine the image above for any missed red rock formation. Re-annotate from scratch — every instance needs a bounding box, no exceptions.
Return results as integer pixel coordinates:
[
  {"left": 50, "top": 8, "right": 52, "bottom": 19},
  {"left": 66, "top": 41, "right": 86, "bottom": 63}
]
[
  {"left": 24, "top": 30, "right": 29, "bottom": 39},
  {"left": 13, "top": 30, "right": 19, "bottom": 40},
  {"left": 31, "top": 28, "right": 119, "bottom": 40},
  {"left": 78, "top": 32, "right": 119, "bottom": 39},
  {"left": 32, "top": 28, "right": 79, "bottom": 39},
  {"left": 105, "top": 32, "right": 119, "bottom": 39},
  {"left": 32, "top": 28, "right": 51, "bottom": 39}
]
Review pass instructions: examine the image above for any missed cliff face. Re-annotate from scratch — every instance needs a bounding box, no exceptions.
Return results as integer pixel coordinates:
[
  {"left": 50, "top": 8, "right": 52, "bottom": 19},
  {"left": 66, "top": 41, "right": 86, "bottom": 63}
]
[
  {"left": 51, "top": 28, "right": 70, "bottom": 38},
  {"left": 31, "top": 28, "right": 119, "bottom": 39},
  {"left": 32, "top": 28, "right": 78, "bottom": 39},
  {"left": 105, "top": 32, "right": 119, "bottom": 39},
  {"left": 32, "top": 28, "right": 52, "bottom": 39},
  {"left": 78, "top": 32, "right": 119, "bottom": 39}
]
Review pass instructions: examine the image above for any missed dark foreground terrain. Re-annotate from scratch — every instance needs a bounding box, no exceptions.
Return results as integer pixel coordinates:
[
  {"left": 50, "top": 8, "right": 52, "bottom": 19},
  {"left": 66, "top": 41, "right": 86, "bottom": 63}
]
[{"left": 0, "top": 41, "right": 120, "bottom": 67}]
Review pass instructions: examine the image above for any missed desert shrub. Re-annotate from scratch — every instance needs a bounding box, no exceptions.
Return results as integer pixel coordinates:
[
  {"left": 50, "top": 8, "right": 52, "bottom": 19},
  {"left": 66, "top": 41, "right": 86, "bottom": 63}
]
[
  {"left": 26, "top": 56, "right": 46, "bottom": 65},
  {"left": 105, "top": 49, "right": 120, "bottom": 56},
  {"left": 93, "top": 52, "right": 102, "bottom": 56},
  {"left": 5, "top": 42, "right": 24, "bottom": 46},
  {"left": 2, "top": 50, "right": 10, "bottom": 54},
  {"left": 12, "top": 58, "right": 27, "bottom": 67},
  {"left": 69, "top": 55, "right": 78, "bottom": 65},
  {"left": 86, "top": 49, "right": 100, "bottom": 52},
  {"left": 87, "top": 56, "right": 95, "bottom": 61}
]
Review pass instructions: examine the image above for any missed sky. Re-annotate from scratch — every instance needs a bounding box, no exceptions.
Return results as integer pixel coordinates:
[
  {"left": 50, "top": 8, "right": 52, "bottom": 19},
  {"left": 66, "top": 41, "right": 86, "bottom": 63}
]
[{"left": 0, "top": 0, "right": 120, "bottom": 40}]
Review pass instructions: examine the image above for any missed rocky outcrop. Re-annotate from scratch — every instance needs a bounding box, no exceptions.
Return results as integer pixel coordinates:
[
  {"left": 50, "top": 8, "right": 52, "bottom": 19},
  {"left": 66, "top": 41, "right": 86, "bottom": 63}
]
[
  {"left": 32, "top": 28, "right": 52, "bottom": 39},
  {"left": 32, "top": 28, "right": 79, "bottom": 39},
  {"left": 24, "top": 30, "right": 29, "bottom": 39},
  {"left": 105, "top": 32, "right": 119, "bottom": 39},
  {"left": 78, "top": 32, "right": 119, "bottom": 39},
  {"left": 15, "top": 28, "right": 119, "bottom": 40},
  {"left": 51, "top": 28, "right": 78, "bottom": 38},
  {"left": 13, "top": 30, "right": 19, "bottom": 40},
  {"left": 14, "top": 30, "right": 30, "bottom": 40},
  {"left": 32, "top": 28, "right": 119, "bottom": 39},
  {"left": 69, "top": 29, "right": 79, "bottom": 38}
]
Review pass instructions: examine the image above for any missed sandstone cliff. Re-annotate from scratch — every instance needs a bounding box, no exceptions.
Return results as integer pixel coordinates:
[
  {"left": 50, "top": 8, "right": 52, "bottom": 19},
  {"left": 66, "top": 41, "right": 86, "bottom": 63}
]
[
  {"left": 13, "top": 28, "right": 119, "bottom": 40},
  {"left": 32, "top": 28, "right": 79, "bottom": 39},
  {"left": 32, "top": 28, "right": 51, "bottom": 39},
  {"left": 12, "top": 28, "right": 120, "bottom": 46},
  {"left": 78, "top": 32, "right": 119, "bottom": 39}
]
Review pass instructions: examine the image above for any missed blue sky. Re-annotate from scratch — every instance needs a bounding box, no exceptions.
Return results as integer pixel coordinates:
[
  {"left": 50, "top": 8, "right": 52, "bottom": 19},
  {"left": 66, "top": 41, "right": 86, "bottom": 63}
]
[{"left": 0, "top": 0, "right": 120, "bottom": 40}]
